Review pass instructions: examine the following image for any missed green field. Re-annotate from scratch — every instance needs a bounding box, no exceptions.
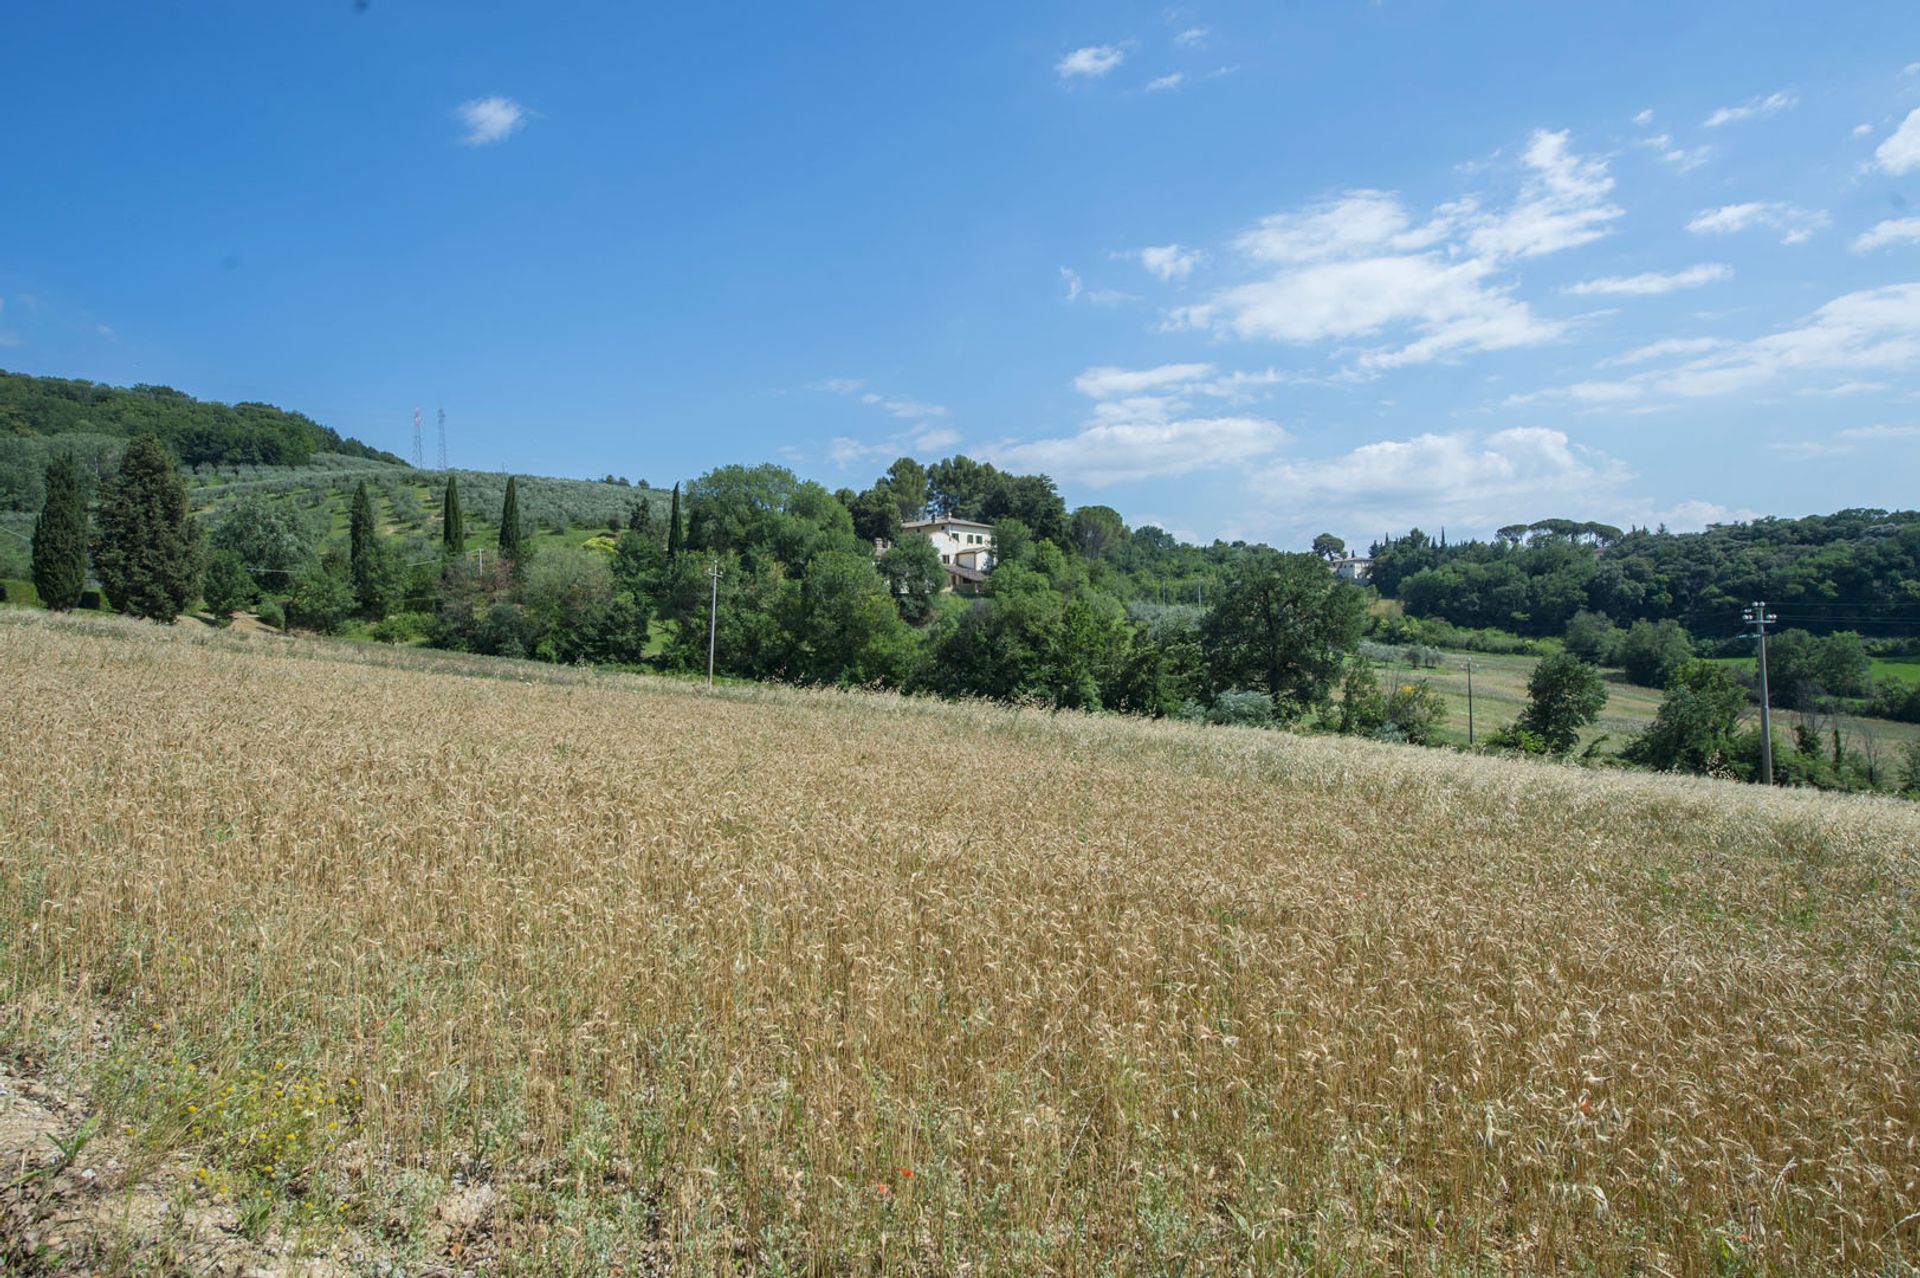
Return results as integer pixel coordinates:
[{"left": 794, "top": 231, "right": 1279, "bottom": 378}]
[{"left": 1365, "top": 647, "right": 1920, "bottom": 754}]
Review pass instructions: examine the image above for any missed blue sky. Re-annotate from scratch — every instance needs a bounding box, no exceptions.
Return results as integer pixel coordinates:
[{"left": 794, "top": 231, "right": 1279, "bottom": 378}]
[{"left": 5, "top": 2, "right": 1919, "bottom": 548}]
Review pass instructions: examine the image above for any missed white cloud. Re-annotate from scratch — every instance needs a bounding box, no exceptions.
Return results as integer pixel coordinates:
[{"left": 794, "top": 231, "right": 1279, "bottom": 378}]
[
  {"left": 455, "top": 96, "right": 528, "bottom": 146},
  {"left": 1146, "top": 73, "right": 1185, "bottom": 92},
  {"left": 1637, "top": 133, "right": 1713, "bottom": 172},
  {"left": 1853, "top": 122, "right": 1875, "bottom": 139},
  {"left": 1769, "top": 423, "right": 1920, "bottom": 459},
  {"left": 861, "top": 392, "right": 948, "bottom": 420},
  {"left": 1181, "top": 253, "right": 1559, "bottom": 368},
  {"left": 1073, "top": 363, "right": 1217, "bottom": 398},
  {"left": 1565, "top": 263, "right": 1731, "bottom": 296},
  {"left": 1600, "top": 336, "right": 1729, "bottom": 367},
  {"left": 1650, "top": 283, "right": 1920, "bottom": 397},
  {"left": 1056, "top": 45, "right": 1124, "bottom": 79},
  {"left": 1059, "top": 267, "right": 1137, "bottom": 306},
  {"left": 1874, "top": 108, "right": 1920, "bottom": 174},
  {"left": 1686, "top": 201, "right": 1828, "bottom": 244},
  {"left": 1255, "top": 427, "right": 1631, "bottom": 532},
  {"left": 1463, "top": 129, "right": 1622, "bottom": 260},
  {"left": 1174, "top": 26, "right": 1208, "bottom": 47},
  {"left": 989, "top": 417, "right": 1288, "bottom": 486},
  {"left": 1132, "top": 243, "right": 1202, "bottom": 280},
  {"left": 1641, "top": 499, "right": 1761, "bottom": 532},
  {"left": 1852, "top": 217, "right": 1920, "bottom": 252},
  {"left": 810, "top": 377, "right": 867, "bottom": 394},
  {"left": 1175, "top": 131, "right": 1616, "bottom": 370},
  {"left": 1632, "top": 108, "right": 1655, "bottom": 126},
  {"left": 1704, "top": 90, "right": 1797, "bottom": 128}
]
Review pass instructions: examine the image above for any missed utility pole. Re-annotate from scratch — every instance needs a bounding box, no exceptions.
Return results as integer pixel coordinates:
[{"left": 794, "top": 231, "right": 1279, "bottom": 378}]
[
  {"left": 1466, "top": 657, "right": 1475, "bottom": 746},
  {"left": 1744, "top": 600, "right": 1777, "bottom": 785},
  {"left": 705, "top": 556, "right": 724, "bottom": 686}
]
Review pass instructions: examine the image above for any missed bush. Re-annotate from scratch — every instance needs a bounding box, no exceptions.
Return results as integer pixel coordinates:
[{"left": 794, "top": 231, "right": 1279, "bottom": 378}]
[
  {"left": 255, "top": 599, "right": 285, "bottom": 630},
  {"left": 1865, "top": 680, "right": 1920, "bottom": 724},
  {"left": 1206, "top": 689, "right": 1275, "bottom": 728},
  {"left": 1385, "top": 679, "right": 1447, "bottom": 745},
  {"left": 368, "top": 611, "right": 431, "bottom": 645},
  {"left": 1617, "top": 619, "right": 1693, "bottom": 688},
  {"left": 1402, "top": 644, "right": 1445, "bottom": 669},
  {"left": 1563, "top": 609, "right": 1623, "bottom": 665}
]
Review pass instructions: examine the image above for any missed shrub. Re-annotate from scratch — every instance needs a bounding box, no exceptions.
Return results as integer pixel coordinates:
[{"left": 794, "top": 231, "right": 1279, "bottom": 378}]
[
  {"left": 1617, "top": 619, "right": 1693, "bottom": 688},
  {"left": 1385, "top": 679, "right": 1447, "bottom": 745},
  {"left": 254, "top": 598, "right": 285, "bottom": 629},
  {"left": 1206, "top": 689, "right": 1275, "bottom": 728}
]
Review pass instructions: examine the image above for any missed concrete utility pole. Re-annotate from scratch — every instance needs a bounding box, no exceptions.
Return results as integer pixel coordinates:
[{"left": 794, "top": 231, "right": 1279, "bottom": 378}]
[
  {"left": 706, "top": 556, "right": 724, "bottom": 686},
  {"left": 1744, "top": 600, "right": 1778, "bottom": 785},
  {"left": 1466, "top": 657, "right": 1476, "bottom": 746}
]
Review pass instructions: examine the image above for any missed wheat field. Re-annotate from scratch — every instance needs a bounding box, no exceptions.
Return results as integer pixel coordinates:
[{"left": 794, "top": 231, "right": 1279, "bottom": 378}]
[{"left": 2, "top": 611, "right": 1917, "bottom": 1275}]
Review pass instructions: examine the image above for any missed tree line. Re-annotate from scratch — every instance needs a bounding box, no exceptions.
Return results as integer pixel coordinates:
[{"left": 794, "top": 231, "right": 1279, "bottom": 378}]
[
  {"left": 1, "top": 369, "right": 402, "bottom": 468},
  {"left": 24, "top": 438, "right": 1920, "bottom": 798},
  {"left": 1367, "top": 510, "right": 1920, "bottom": 640}
]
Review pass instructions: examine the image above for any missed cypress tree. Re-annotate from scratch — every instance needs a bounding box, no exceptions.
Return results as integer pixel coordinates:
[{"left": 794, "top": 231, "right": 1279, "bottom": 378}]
[
  {"left": 93, "top": 435, "right": 203, "bottom": 623},
  {"left": 666, "top": 482, "right": 683, "bottom": 560},
  {"left": 349, "top": 481, "right": 379, "bottom": 612},
  {"left": 498, "top": 475, "right": 525, "bottom": 564},
  {"left": 30, "top": 451, "right": 90, "bottom": 610},
  {"left": 442, "top": 475, "right": 466, "bottom": 555}
]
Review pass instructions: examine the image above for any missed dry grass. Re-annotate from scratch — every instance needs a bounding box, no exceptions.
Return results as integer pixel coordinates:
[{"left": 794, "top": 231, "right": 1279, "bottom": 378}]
[{"left": 2, "top": 610, "right": 1918, "bottom": 1275}]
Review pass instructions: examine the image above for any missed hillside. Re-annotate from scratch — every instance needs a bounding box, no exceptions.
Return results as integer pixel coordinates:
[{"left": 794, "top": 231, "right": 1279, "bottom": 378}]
[{"left": 4, "top": 609, "right": 1917, "bottom": 1275}]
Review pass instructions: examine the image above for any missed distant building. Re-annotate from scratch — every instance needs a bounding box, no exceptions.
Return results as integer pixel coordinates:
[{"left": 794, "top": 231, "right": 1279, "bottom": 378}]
[
  {"left": 1329, "top": 554, "right": 1372, "bottom": 583},
  {"left": 873, "top": 517, "right": 998, "bottom": 595}
]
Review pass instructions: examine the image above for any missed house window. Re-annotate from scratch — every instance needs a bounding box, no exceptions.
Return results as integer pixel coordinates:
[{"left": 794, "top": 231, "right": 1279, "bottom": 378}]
[{"left": 942, "top": 554, "right": 951, "bottom": 563}]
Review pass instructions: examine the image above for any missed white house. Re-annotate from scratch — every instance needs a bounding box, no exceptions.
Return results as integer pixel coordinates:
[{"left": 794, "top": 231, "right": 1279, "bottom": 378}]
[
  {"left": 875, "top": 517, "right": 998, "bottom": 594},
  {"left": 1329, "top": 554, "right": 1372, "bottom": 583}
]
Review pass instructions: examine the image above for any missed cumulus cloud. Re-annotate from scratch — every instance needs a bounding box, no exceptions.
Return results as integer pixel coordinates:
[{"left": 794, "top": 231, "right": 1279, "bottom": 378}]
[
  {"left": 1768, "top": 423, "right": 1920, "bottom": 459},
  {"left": 1703, "top": 90, "right": 1797, "bottom": 128},
  {"left": 1565, "top": 263, "right": 1732, "bottom": 296},
  {"left": 1686, "top": 201, "right": 1828, "bottom": 245},
  {"left": 1056, "top": 45, "right": 1124, "bottom": 79},
  {"left": 1172, "top": 131, "right": 1618, "bottom": 369},
  {"left": 1600, "top": 336, "right": 1729, "bottom": 367},
  {"left": 455, "top": 96, "right": 529, "bottom": 145},
  {"left": 1873, "top": 108, "right": 1920, "bottom": 174},
  {"left": 992, "top": 361, "right": 1293, "bottom": 485},
  {"left": 1853, "top": 217, "right": 1920, "bottom": 252},
  {"left": 1539, "top": 283, "right": 1920, "bottom": 401},
  {"left": 1254, "top": 427, "right": 1631, "bottom": 533},
  {"left": 1131, "top": 243, "right": 1202, "bottom": 280},
  {"left": 990, "top": 418, "right": 1289, "bottom": 487},
  {"left": 1072, "top": 363, "right": 1217, "bottom": 398}
]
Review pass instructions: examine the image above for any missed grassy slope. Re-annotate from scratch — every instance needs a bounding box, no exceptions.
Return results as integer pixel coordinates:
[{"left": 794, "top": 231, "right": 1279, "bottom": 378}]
[
  {"left": 2, "top": 609, "right": 1917, "bottom": 1275},
  {"left": 1369, "top": 647, "right": 1920, "bottom": 753}
]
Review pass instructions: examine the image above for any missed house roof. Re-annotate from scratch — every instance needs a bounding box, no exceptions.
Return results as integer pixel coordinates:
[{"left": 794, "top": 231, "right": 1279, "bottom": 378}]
[
  {"left": 905, "top": 517, "right": 995, "bottom": 532},
  {"left": 944, "top": 563, "right": 989, "bottom": 583}
]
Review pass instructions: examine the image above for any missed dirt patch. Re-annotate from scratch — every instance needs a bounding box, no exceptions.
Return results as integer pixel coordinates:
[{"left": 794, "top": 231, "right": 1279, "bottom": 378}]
[{"left": 0, "top": 1052, "right": 353, "bottom": 1276}]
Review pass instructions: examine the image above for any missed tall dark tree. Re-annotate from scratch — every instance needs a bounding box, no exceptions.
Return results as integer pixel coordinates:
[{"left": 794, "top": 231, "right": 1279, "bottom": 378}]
[
  {"left": 666, "top": 482, "right": 683, "bottom": 560},
  {"left": 441, "top": 475, "right": 466, "bottom": 555},
  {"left": 30, "top": 451, "right": 90, "bottom": 610},
  {"left": 92, "top": 435, "right": 203, "bottom": 623},
  {"left": 1516, "top": 652, "right": 1609, "bottom": 753},
  {"left": 349, "top": 481, "right": 380, "bottom": 612},
  {"left": 629, "top": 495, "right": 653, "bottom": 538},
  {"left": 497, "top": 475, "right": 526, "bottom": 566},
  {"left": 1202, "top": 548, "right": 1368, "bottom": 720}
]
